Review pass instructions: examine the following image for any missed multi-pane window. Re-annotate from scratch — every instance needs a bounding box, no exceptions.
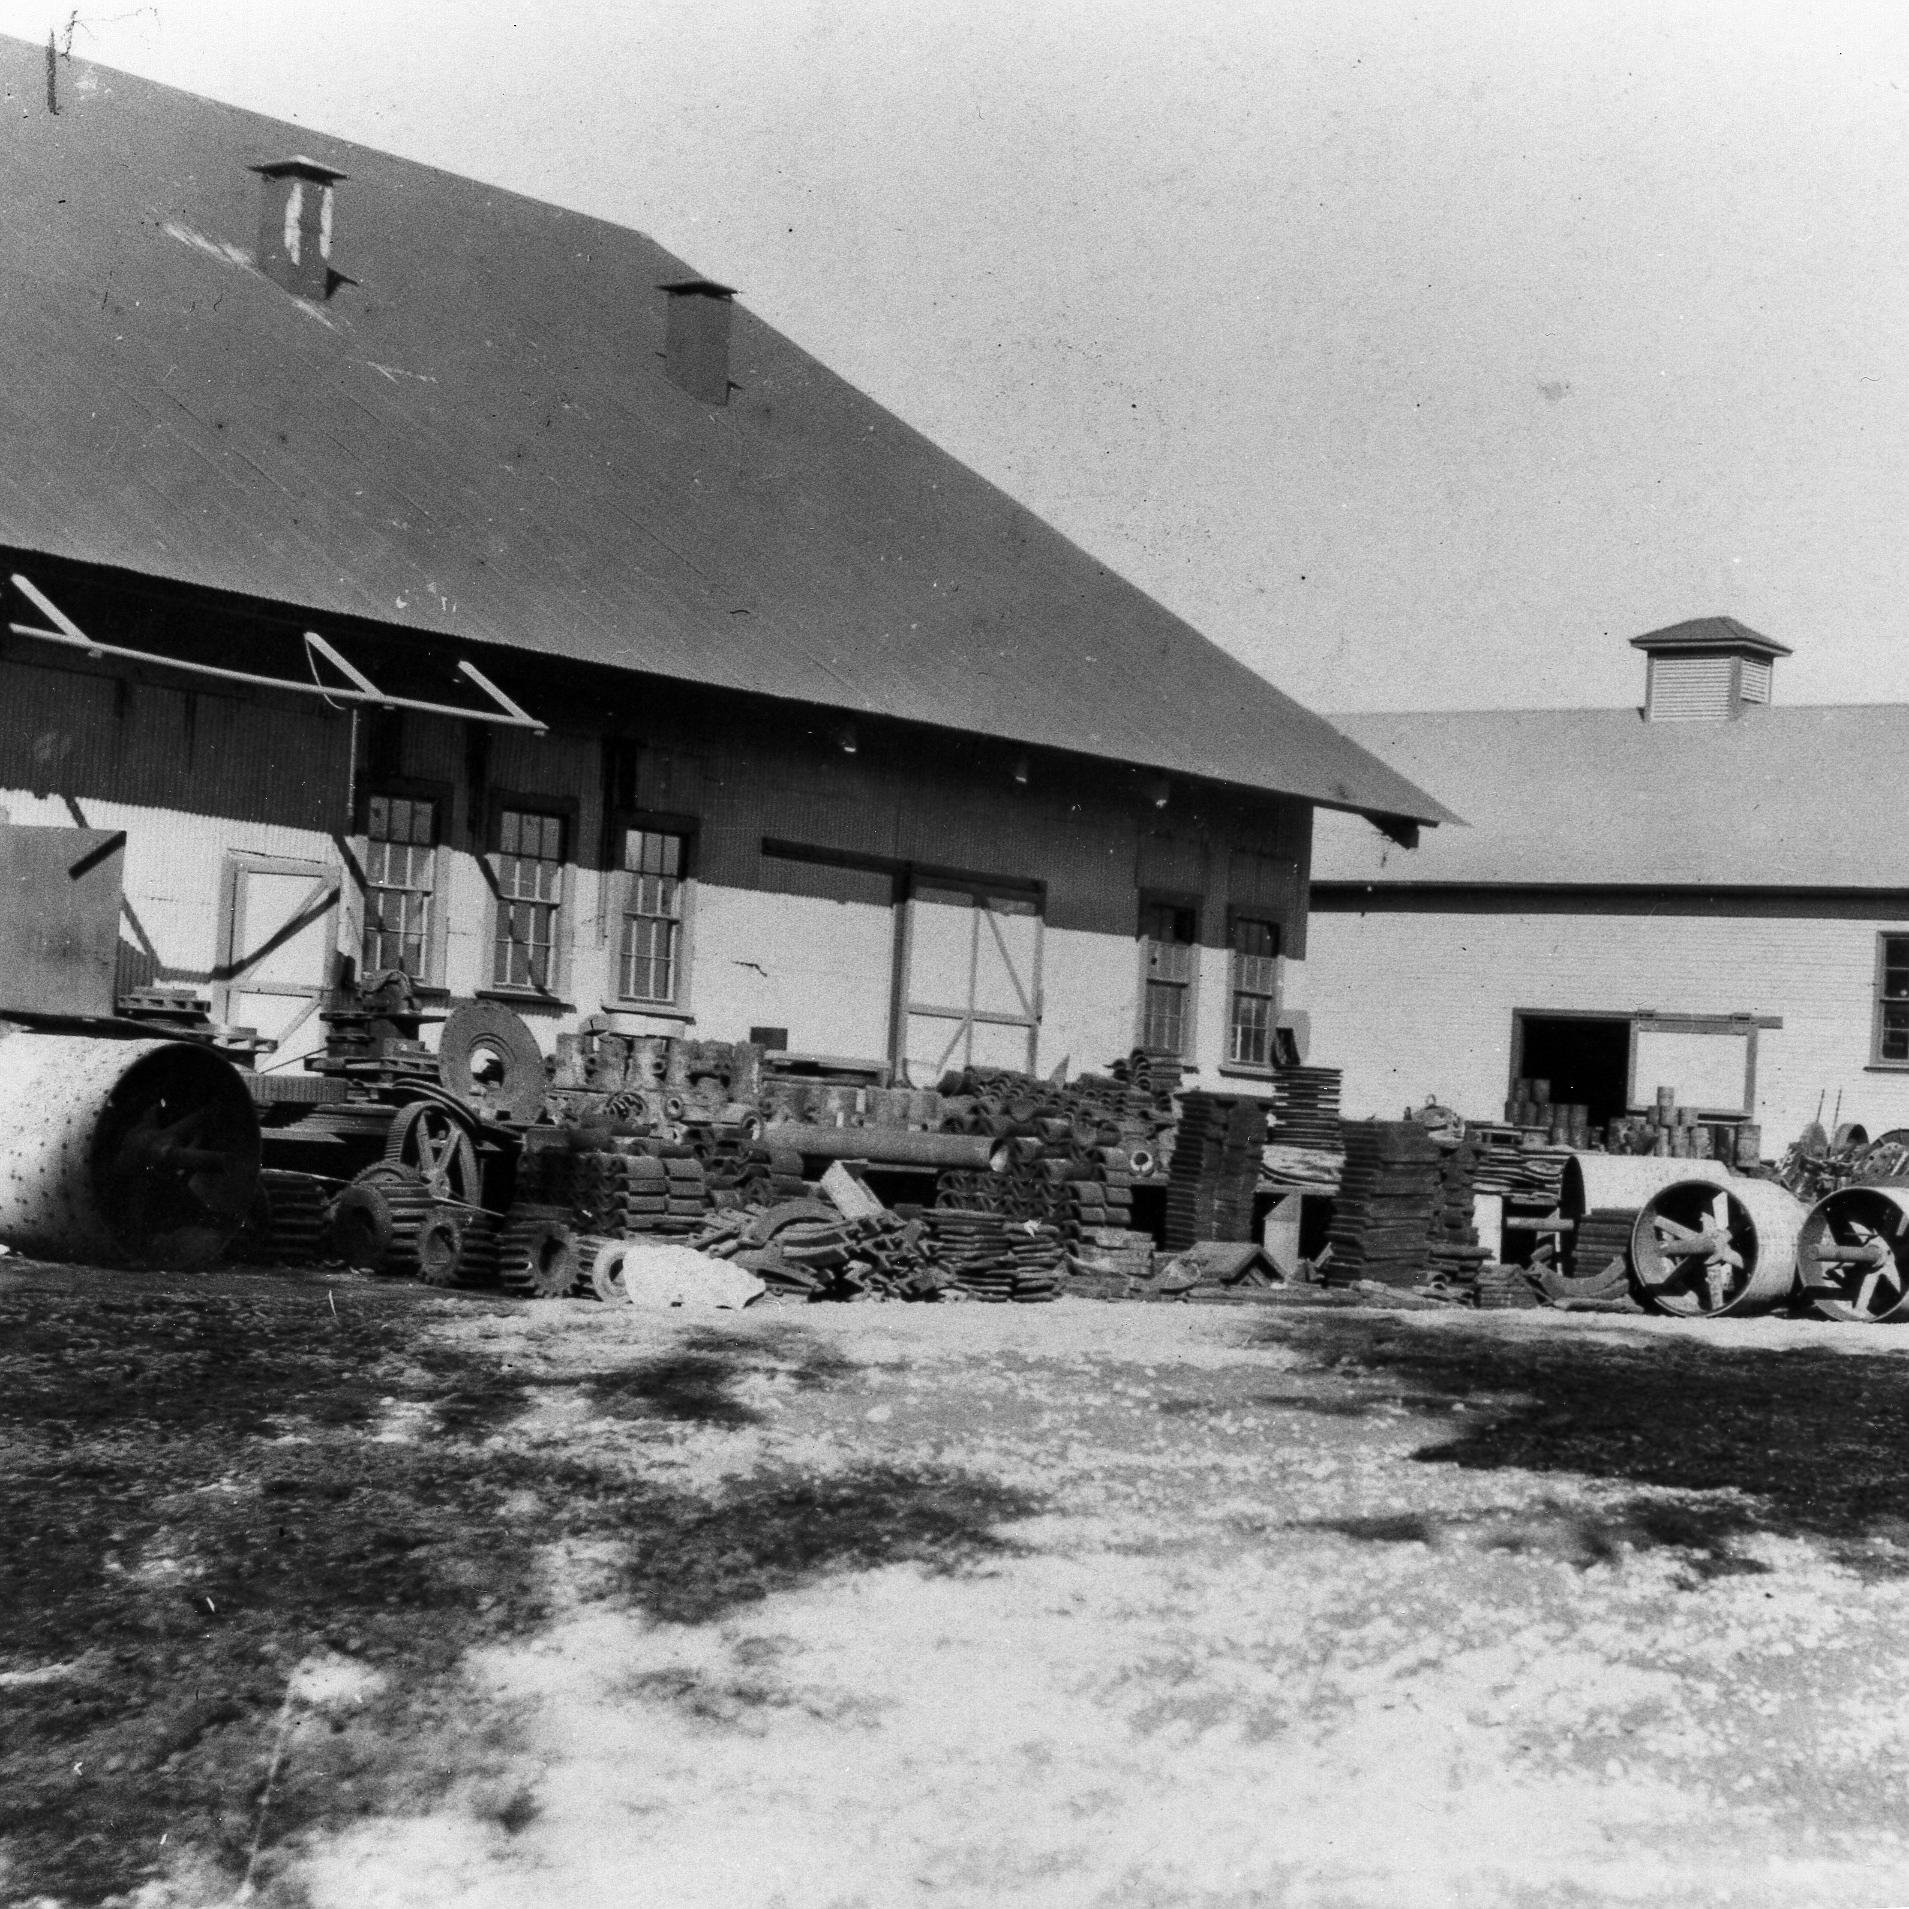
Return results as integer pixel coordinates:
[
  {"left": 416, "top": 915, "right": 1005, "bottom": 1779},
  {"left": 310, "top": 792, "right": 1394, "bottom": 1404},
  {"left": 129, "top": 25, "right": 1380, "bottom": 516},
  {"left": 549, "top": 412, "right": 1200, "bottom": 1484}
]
[
  {"left": 493, "top": 808, "right": 564, "bottom": 991},
  {"left": 363, "top": 794, "right": 436, "bottom": 979},
  {"left": 1228, "top": 915, "right": 1282, "bottom": 1068},
  {"left": 1877, "top": 934, "right": 1909, "bottom": 1063},
  {"left": 1140, "top": 901, "right": 1196, "bottom": 1055},
  {"left": 620, "top": 829, "right": 687, "bottom": 1002}
]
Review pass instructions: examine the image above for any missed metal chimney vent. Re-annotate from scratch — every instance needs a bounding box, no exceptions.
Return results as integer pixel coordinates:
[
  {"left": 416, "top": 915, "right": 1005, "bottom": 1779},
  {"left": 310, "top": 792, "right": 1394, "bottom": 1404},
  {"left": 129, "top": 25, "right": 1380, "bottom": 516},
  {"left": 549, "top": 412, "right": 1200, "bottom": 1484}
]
[
  {"left": 250, "top": 157, "right": 348, "bottom": 302},
  {"left": 659, "top": 279, "right": 738, "bottom": 406}
]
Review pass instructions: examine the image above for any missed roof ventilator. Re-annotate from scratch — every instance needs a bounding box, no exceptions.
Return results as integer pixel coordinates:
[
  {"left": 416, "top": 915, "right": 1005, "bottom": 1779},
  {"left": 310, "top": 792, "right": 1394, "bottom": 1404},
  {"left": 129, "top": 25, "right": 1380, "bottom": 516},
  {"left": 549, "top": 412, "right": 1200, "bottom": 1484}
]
[
  {"left": 6, "top": 574, "right": 545, "bottom": 733},
  {"left": 1630, "top": 616, "right": 1792, "bottom": 723},
  {"left": 659, "top": 278, "right": 738, "bottom": 405},
  {"left": 250, "top": 156, "right": 350, "bottom": 301}
]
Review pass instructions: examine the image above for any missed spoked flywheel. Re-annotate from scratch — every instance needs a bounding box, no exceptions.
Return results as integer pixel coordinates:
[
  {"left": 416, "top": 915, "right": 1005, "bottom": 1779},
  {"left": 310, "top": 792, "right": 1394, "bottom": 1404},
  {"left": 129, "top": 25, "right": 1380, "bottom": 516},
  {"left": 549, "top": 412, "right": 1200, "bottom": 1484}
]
[{"left": 1797, "top": 1182, "right": 1909, "bottom": 1323}]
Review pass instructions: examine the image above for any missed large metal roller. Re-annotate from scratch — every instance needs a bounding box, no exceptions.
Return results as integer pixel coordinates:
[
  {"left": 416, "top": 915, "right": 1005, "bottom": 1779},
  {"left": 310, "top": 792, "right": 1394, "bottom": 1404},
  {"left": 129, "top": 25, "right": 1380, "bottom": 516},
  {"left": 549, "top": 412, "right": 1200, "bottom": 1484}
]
[
  {"left": 1562, "top": 1155, "right": 1731, "bottom": 1216},
  {"left": 1630, "top": 1176, "right": 1805, "bottom": 1318},
  {"left": 0, "top": 1032, "right": 261, "bottom": 1267},
  {"left": 1797, "top": 1181, "right": 1909, "bottom": 1323},
  {"left": 761, "top": 1123, "right": 994, "bottom": 1170}
]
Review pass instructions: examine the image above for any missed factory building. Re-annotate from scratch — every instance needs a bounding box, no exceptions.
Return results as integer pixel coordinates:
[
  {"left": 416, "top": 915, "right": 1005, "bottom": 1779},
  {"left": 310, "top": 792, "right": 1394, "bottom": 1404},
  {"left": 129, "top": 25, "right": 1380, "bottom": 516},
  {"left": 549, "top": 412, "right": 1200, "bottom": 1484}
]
[
  {"left": 0, "top": 42, "right": 1445, "bottom": 1092},
  {"left": 1309, "top": 617, "right": 1909, "bottom": 1146}
]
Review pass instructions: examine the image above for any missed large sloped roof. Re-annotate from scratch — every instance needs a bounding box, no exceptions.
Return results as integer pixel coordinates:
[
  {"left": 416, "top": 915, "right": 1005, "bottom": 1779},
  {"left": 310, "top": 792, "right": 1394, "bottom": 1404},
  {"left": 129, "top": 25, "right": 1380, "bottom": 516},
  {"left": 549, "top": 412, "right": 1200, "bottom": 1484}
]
[
  {"left": 0, "top": 39, "right": 1448, "bottom": 827},
  {"left": 1312, "top": 703, "right": 1909, "bottom": 890}
]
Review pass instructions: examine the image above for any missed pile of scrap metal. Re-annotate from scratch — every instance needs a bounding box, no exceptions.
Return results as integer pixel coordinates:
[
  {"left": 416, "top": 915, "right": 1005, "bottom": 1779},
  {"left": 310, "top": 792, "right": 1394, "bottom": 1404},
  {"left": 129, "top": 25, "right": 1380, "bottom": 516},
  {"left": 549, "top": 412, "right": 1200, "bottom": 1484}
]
[
  {"left": 1775, "top": 1120, "right": 1909, "bottom": 1206},
  {"left": 689, "top": 1202, "right": 948, "bottom": 1302}
]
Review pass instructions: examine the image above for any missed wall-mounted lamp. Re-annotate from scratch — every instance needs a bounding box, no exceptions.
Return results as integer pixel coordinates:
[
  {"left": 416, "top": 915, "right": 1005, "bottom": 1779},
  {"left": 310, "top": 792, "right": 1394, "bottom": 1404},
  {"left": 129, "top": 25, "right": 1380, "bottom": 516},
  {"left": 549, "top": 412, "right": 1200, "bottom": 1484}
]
[
  {"left": 837, "top": 723, "right": 858, "bottom": 756},
  {"left": 1012, "top": 753, "right": 1030, "bottom": 786},
  {"left": 1147, "top": 773, "right": 1170, "bottom": 810}
]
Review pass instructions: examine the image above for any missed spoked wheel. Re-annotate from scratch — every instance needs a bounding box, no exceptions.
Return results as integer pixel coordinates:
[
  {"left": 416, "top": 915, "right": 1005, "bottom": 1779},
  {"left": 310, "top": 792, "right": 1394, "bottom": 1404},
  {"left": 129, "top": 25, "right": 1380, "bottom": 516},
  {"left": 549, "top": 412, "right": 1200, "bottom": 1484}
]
[
  {"left": 384, "top": 1099, "right": 482, "bottom": 1204},
  {"left": 93, "top": 1046, "right": 262, "bottom": 1267},
  {"left": 1631, "top": 1178, "right": 1805, "bottom": 1318},
  {"left": 1798, "top": 1183, "right": 1909, "bottom": 1323}
]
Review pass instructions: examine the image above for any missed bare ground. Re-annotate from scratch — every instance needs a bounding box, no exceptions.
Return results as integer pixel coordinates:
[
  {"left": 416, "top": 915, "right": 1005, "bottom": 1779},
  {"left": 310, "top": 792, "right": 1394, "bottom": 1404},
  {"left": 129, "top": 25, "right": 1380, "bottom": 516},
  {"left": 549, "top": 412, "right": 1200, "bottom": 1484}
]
[{"left": 9, "top": 1265, "right": 1909, "bottom": 1907}]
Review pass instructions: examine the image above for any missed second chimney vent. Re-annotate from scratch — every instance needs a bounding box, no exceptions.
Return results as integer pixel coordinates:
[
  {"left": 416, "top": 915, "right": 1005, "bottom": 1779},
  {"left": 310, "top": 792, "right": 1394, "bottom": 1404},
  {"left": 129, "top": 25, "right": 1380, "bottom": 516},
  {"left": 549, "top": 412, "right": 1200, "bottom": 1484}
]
[
  {"left": 250, "top": 156, "right": 348, "bottom": 302},
  {"left": 659, "top": 279, "right": 737, "bottom": 406}
]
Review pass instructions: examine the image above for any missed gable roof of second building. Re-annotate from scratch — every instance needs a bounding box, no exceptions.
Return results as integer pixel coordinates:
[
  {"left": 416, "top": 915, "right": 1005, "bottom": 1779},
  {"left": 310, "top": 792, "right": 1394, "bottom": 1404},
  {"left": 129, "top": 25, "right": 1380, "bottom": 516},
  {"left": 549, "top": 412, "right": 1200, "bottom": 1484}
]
[
  {"left": 0, "top": 39, "right": 1450, "bottom": 828},
  {"left": 1313, "top": 702, "right": 1909, "bottom": 890}
]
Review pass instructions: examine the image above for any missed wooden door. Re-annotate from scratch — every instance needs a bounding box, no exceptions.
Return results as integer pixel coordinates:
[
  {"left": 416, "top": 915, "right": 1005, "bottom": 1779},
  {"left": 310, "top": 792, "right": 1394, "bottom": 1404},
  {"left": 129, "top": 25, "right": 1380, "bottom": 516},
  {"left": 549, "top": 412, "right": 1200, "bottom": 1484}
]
[
  {"left": 216, "top": 854, "right": 340, "bottom": 1070},
  {"left": 899, "top": 882, "right": 1042, "bottom": 1084}
]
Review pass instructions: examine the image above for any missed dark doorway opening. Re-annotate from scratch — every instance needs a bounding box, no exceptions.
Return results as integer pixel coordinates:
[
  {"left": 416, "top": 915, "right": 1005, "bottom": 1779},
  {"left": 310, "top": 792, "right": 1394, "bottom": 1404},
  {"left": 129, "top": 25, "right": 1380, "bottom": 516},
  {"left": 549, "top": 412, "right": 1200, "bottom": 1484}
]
[{"left": 1513, "top": 1014, "right": 1632, "bottom": 1127}]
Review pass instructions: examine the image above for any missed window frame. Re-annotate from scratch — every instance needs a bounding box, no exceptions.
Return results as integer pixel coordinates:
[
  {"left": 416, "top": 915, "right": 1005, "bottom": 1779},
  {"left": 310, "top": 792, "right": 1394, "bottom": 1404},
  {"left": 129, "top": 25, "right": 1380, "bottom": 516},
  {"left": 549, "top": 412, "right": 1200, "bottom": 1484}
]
[
  {"left": 483, "top": 791, "right": 577, "bottom": 1003},
  {"left": 610, "top": 812, "right": 698, "bottom": 1013},
  {"left": 1135, "top": 889, "right": 1200, "bottom": 1059},
  {"left": 352, "top": 778, "right": 452, "bottom": 992},
  {"left": 1874, "top": 932, "right": 1909, "bottom": 1068},
  {"left": 1224, "top": 909, "right": 1284, "bottom": 1073}
]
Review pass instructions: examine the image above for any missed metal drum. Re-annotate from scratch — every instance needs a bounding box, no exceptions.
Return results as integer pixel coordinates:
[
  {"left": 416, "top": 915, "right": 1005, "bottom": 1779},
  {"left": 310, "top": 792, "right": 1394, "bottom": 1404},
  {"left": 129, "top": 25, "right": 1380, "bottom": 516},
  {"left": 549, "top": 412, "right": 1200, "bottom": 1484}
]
[
  {"left": 0, "top": 1032, "right": 261, "bottom": 1267},
  {"left": 1558, "top": 1155, "right": 1731, "bottom": 1281},
  {"left": 1630, "top": 1176, "right": 1806, "bottom": 1317},
  {"left": 1797, "top": 1181, "right": 1909, "bottom": 1323}
]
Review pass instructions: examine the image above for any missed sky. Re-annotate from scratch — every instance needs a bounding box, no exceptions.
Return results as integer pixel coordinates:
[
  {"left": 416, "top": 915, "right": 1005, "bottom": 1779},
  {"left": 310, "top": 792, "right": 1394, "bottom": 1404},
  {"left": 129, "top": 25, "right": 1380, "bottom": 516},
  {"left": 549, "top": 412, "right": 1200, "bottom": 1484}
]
[{"left": 3, "top": 0, "right": 1907, "bottom": 713}]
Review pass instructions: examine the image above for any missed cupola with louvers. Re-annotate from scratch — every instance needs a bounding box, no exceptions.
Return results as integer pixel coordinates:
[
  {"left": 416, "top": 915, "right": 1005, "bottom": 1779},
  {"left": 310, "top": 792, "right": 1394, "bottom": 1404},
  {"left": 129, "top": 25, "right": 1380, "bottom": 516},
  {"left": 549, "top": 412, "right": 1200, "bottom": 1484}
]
[{"left": 1630, "top": 616, "right": 1792, "bottom": 722}]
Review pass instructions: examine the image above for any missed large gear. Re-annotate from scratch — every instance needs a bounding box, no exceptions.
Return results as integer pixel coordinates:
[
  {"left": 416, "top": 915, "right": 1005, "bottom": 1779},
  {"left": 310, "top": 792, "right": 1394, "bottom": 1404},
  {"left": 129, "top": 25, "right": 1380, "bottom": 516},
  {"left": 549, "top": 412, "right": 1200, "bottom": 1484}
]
[
  {"left": 497, "top": 1203, "right": 582, "bottom": 1298},
  {"left": 330, "top": 1163, "right": 435, "bottom": 1274}
]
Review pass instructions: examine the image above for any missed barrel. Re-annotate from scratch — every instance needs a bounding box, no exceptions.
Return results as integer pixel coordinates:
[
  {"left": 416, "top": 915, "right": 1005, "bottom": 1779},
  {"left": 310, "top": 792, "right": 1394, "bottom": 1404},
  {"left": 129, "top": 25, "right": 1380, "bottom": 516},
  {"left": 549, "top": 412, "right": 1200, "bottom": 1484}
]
[
  {"left": 0, "top": 1032, "right": 261, "bottom": 1267},
  {"left": 1797, "top": 1181, "right": 1909, "bottom": 1323},
  {"left": 1630, "top": 1176, "right": 1805, "bottom": 1317}
]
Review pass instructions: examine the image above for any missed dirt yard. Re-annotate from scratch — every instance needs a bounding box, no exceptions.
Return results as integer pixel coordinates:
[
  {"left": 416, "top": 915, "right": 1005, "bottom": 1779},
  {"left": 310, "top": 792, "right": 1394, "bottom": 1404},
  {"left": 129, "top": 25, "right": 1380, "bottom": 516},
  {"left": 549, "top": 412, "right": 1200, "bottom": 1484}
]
[{"left": 10, "top": 1266, "right": 1909, "bottom": 1908}]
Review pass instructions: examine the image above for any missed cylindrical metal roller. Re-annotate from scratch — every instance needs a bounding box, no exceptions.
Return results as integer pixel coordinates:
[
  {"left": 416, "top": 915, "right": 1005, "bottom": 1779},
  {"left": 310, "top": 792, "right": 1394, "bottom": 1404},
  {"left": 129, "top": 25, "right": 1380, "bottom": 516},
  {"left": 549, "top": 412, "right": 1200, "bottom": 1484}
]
[
  {"left": 0, "top": 1033, "right": 260, "bottom": 1267},
  {"left": 1631, "top": 1176, "right": 1805, "bottom": 1317},
  {"left": 1561, "top": 1154, "right": 1731, "bottom": 1218},
  {"left": 1561, "top": 1154, "right": 1732, "bottom": 1281},
  {"left": 1797, "top": 1181, "right": 1909, "bottom": 1323},
  {"left": 764, "top": 1123, "right": 993, "bottom": 1169}
]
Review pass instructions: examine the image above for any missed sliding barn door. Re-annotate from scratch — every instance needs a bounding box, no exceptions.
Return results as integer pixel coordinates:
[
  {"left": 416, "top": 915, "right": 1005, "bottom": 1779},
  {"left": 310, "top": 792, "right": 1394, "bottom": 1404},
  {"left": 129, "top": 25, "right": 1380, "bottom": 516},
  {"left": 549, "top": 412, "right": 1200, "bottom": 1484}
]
[{"left": 899, "top": 882, "right": 1042, "bottom": 1084}]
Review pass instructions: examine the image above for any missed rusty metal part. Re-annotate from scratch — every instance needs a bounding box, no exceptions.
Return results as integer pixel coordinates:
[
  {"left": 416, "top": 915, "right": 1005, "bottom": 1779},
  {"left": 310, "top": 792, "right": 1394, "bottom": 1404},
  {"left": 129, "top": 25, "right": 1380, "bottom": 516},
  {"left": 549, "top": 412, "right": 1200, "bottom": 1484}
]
[
  {"left": 411, "top": 1206, "right": 468, "bottom": 1287},
  {"left": 330, "top": 1164, "right": 434, "bottom": 1274},
  {"left": 1797, "top": 1181, "right": 1909, "bottom": 1323},
  {"left": 1631, "top": 1178, "right": 1805, "bottom": 1317},
  {"left": 764, "top": 1124, "right": 992, "bottom": 1170},
  {"left": 384, "top": 1098, "right": 481, "bottom": 1203},
  {"left": 0, "top": 1032, "right": 260, "bottom": 1266},
  {"left": 497, "top": 1204, "right": 582, "bottom": 1298},
  {"left": 437, "top": 1001, "right": 547, "bottom": 1124}
]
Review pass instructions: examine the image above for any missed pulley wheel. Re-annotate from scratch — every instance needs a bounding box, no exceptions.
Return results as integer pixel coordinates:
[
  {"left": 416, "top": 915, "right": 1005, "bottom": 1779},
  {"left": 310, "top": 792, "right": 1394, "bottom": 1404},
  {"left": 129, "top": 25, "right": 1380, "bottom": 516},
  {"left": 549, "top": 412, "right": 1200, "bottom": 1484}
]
[
  {"left": 437, "top": 1002, "right": 547, "bottom": 1124},
  {"left": 1631, "top": 1178, "right": 1803, "bottom": 1317},
  {"left": 385, "top": 1099, "right": 482, "bottom": 1203},
  {"left": 1798, "top": 1181, "right": 1909, "bottom": 1323}
]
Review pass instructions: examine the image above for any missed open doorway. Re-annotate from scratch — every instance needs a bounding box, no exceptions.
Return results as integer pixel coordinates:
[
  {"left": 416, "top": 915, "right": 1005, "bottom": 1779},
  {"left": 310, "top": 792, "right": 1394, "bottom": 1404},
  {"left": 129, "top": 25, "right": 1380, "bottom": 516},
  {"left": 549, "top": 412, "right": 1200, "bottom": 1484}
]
[{"left": 1512, "top": 1013, "right": 1632, "bottom": 1127}]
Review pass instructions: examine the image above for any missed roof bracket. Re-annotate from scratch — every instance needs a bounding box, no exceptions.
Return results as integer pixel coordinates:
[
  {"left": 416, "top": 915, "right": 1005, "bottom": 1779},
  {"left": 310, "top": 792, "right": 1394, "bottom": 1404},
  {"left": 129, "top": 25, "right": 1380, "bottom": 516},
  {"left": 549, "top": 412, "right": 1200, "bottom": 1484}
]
[
  {"left": 1374, "top": 815, "right": 1420, "bottom": 851},
  {"left": 6, "top": 573, "right": 546, "bottom": 733}
]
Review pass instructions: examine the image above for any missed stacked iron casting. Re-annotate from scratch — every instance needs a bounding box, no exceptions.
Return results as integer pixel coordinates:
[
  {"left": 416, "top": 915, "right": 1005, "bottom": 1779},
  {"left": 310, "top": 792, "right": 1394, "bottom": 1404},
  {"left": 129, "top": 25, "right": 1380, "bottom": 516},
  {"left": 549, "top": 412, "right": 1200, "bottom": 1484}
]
[
  {"left": 1163, "top": 1094, "right": 1268, "bottom": 1248},
  {"left": 1425, "top": 1131, "right": 1490, "bottom": 1291},
  {"left": 1267, "top": 1067, "right": 1343, "bottom": 1151},
  {"left": 924, "top": 1210, "right": 1067, "bottom": 1302},
  {"left": 1325, "top": 1121, "right": 1443, "bottom": 1287},
  {"left": 690, "top": 1201, "right": 949, "bottom": 1301},
  {"left": 919, "top": 1062, "right": 1155, "bottom": 1297}
]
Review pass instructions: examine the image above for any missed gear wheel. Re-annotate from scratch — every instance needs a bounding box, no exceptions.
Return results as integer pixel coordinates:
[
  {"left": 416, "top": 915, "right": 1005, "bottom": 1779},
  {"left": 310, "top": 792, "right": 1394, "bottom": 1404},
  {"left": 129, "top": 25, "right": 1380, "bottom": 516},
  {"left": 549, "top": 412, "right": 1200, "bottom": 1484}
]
[
  {"left": 331, "top": 1164, "right": 435, "bottom": 1275},
  {"left": 497, "top": 1203, "right": 582, "bottom": 1298}
]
